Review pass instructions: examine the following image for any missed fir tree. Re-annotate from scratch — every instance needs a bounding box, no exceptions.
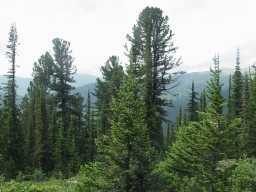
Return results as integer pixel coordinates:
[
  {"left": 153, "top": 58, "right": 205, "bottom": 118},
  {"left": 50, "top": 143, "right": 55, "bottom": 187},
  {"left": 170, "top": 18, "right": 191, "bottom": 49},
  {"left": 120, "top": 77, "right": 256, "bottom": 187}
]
[
  {"left": 187, "top": 81, "right": 199, "bottom": 121},
  {"left": 108, "top": 76, "right": 152, "bottom": 192},
  {"left": 207, "top": 55, "right": 224, "bottom": 116},
  {"left": 230, "top": 49, "right": 243, "bottom": 118},
  {"left": 4, "top": 24, "right": 25, "bottom": 177},
  {"left": 157, "top": 55, "right": 241, "bottom": 191},
  {"left": 199, "top": 89, "right": 207, "bottom": 112},
  {"left": 227, "top": 74, "right": 232, "bottom": 121},
  {"left": 241, "top": 73, "right": 251, "bottom": 154},
  {"left": 246, "top": 67, "right": 256, "bottom": 156},
  {"left": 95, "top": 56, "right": 124, "bottom": 136}
]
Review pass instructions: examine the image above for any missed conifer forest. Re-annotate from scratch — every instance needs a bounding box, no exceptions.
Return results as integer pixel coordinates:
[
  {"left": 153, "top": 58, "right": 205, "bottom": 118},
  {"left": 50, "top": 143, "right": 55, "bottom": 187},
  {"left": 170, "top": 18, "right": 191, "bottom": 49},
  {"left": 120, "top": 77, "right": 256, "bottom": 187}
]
[{"left": 1, "top": 3, "right": 256, "bottom": 192}]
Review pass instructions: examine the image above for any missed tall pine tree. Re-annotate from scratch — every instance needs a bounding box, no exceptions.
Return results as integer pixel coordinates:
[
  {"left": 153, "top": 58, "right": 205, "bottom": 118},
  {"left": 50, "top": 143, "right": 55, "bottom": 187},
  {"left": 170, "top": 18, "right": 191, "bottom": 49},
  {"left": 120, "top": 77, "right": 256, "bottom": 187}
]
[
  {"left": 51, "top": 38, "right": 76, "bottom": 177},
  {"left": 4, "top": 24, "right": 25, "bottom": 177},
  {"left": 127, "top": 7, "right": 182, "bottom": 151}
]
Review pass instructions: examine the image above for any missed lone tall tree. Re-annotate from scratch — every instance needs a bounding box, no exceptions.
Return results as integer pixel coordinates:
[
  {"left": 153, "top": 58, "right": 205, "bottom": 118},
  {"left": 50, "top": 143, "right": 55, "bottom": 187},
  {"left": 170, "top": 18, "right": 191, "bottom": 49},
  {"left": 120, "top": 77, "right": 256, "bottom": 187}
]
[
  {"left": 187, "top": 81, "right": 199, "bottom": 121},
  {"left": 230, "top": 49, "right": 243, "bottom": 118},
  {"left": 207, "top": 55, "right": 224, "bottom": 116},
  {"left": 4, "top": 24, "right": 24, "bottom": 177},
  {"left": 127, "top": 7, "right": 181, "bottom": 151}
]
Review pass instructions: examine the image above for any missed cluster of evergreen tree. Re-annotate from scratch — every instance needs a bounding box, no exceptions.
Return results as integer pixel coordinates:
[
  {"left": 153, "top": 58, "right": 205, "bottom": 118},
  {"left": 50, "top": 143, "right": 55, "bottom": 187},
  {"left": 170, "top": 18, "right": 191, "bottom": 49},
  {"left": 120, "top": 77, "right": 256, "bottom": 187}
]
[
  {"left": 156, "top": 50, "right": 256, "bottom": 191},
  {"left": 1, "top": 6, "right": 256, "bottom": 192},
  {"left": 0, "top": 24, "right": 97, "bottom": 178}
]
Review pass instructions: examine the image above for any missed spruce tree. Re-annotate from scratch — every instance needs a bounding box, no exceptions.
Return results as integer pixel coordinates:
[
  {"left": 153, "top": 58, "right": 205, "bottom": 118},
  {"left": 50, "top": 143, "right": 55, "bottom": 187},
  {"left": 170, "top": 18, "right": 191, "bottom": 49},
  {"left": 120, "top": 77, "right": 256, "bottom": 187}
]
[
  {"left": 4, "top": 24, "right": 25, "bottom": 177},
  {"left": 207, "top": 55, "right": 224, "bottom": 116},
  {"left": 108, "top": 76, "right": 152, "bottom": 192},
  {"left": 227, "top": 74, "right": 232, "bottom": 121},
  {"left": 241, "top": 73, "right": 251, "bottom": 154},
  {"left": 199, "top": 89, "right": 207, "bottom": 112},
  {"left": 242, "top": 73, "right": 250, "bottom": 126},
  {"left": 206, "top": 55, "right": 241, "bottom": 157},
  {"left": 95, "top": 56, "right": 124, "bottom": 136},
  {"left": 246, "top": 67, "right": 256, "bottom": 156},
  {"left": 0, "top": 86, "right": 8, "bottom": 175},
  {"left": 230, "top": 49, "right": 243, "bottom": 118},
  {"left": 157, "top": 55, "right": 241, "bottom": 191},
  {"left": 187, "top": 81, "right": 199, "bottom": 121}
]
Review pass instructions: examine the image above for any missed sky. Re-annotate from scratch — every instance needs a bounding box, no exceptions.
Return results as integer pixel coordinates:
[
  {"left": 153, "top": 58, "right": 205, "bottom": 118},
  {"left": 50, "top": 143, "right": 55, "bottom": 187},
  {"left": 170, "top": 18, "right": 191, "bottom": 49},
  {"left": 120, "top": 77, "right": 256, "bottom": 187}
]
[{"left": 0, "top": 0, "right": 255, "bottom": 77}]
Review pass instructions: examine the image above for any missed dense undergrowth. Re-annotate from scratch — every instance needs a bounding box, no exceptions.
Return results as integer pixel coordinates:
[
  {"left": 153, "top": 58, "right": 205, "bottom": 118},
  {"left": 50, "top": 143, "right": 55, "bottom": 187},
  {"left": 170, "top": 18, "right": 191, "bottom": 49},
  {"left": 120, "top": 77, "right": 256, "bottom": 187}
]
[{"left": 0, "top": 163, "right": 108, "bottom": 192}]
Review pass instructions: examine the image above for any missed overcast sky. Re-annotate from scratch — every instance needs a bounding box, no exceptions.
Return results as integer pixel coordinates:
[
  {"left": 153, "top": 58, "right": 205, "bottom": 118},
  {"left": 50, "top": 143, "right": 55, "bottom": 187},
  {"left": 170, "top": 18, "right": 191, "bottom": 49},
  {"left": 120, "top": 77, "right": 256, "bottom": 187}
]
[{"left": 0, "top": 0, "right": 255, "bottom": 77}]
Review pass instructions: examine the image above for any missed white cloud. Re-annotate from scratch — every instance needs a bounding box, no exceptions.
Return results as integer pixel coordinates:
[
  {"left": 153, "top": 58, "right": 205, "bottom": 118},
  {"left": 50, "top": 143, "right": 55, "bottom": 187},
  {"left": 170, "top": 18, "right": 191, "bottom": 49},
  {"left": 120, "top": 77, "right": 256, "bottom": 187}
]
[{"left": 0, "top": 0, "right": 255, "bottom": 77}]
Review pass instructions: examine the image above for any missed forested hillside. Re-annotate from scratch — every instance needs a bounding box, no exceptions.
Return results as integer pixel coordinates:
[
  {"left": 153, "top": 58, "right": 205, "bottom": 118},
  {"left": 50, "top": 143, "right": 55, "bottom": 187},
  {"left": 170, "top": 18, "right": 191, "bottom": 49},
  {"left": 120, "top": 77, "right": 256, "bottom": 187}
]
[{"left": 1, "top": 6, "right": 256, "bottom": 192}]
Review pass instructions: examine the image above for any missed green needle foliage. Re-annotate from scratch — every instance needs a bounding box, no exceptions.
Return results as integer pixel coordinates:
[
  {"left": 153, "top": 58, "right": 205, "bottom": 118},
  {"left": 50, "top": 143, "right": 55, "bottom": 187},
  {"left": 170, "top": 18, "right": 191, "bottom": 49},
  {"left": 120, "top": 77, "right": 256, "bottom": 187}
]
[{"left": 107, "top": 76, "right": 152, "bottom": 192}]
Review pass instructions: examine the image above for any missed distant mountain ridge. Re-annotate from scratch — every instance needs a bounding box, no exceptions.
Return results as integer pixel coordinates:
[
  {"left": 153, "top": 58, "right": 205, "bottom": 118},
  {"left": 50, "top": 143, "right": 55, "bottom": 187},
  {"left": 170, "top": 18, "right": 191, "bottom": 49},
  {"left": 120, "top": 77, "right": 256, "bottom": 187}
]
[
  {"left": 0, "top": 71, "right": 232, "bottom": 121},
  {"left": 167, "top": 71, "right": 230, "bottom": 121},
  {"left": 0, "top": 73, "right": 97, "bottom": 96},
  {"left": 0, "top": 75, "right": 31, "bottom": 96},
  {"left": 75, "top": 70, "right": 232, "bottom": 121}
]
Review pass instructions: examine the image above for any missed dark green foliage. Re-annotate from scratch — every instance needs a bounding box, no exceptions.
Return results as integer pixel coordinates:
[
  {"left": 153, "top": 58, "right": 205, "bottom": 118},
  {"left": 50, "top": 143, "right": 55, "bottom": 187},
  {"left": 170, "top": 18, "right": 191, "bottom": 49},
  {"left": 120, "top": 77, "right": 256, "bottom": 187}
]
[
  {"left": 230, "top": 158, "right": 256, "bottom": 192},
  {"left": 157, "top": 55, "right": 243, "bottom": 191},
  {"left": 206, "top": 55, "right": 224, "bottom": 116},
  {"left": 85, "top": 92, "right": 97, "bottom": 161},
  {"left": 2, "top": 6, "right": 256, "bottom": 192},
  {"left": 20, "top": 53, "right": 55, "bottom": 173},
  {"left": 240, "top": 73, "right": 251, "bottom": 154},
  {"left": 127, "top": 7, "right": 182, "bottom": 151},
  {"left": 107, "top": 76, "right": 152, "bottom": 192},
  {"left": 199, "top": 89, "right": 207, "bottom": 112},
  {"left": 33, "top": 52, "right": 55, "bottom": 173},
  {"left": 95, "top": 56, "right": 124, "bottom": 136},
  {"left": 245, "top": 67, "right": 256, "bottom": 156},
  {"left": 227, "top": 74, "right": 232, "bottom": 121},
  {"left": 76, "top": 162, "right": 112, "bottom": 192},
  {"left": 230, "top": 49, "right": 243, "bottom": 118},
  {"left": 157, "top": 115, "right": 221, "bottom": 191},
  {"left": 11, "top": 38, "right": 89, "bottom": 178},
  {"left": 3, "top": 24, "right": 25, "bottom": 177},
  {"left": 51, "top": 38, "right": 77, "bottom": 177},
  {"left": 187, "top": 81, "right": 199, "bottom": 121},
  {"left": 176, "top": 106, "right": 183, "bottom": 127}
]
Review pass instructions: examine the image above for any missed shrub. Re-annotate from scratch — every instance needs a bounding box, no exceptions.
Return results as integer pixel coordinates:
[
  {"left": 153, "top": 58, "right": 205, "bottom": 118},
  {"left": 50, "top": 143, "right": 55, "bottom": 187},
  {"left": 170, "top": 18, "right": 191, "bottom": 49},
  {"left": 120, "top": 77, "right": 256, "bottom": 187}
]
[
  {"left": 75, "top": 162, "right": 112, "bottom": 192},
  {"left": 231, "top": 158, "right": 256, "bottom": 192}
]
